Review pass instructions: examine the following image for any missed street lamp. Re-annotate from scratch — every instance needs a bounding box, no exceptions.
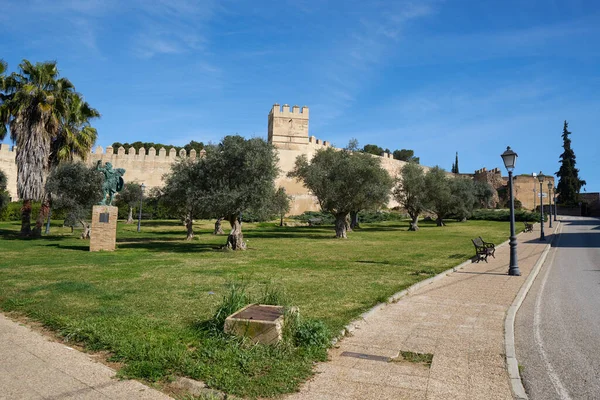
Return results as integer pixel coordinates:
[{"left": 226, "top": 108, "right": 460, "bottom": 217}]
[
  {"left": 553, "top": 185, "right": 558, "bottom": 221},
  {"left": 501, "top": 146, "right": 520, "bottom": 276},
  {"left": 532, "top": 172, "right": 537, "bottom": 211},
  {"left": 137, "top": 183, "right": 146, "bottom": 233},
  {"left": 537, "top": 172, "right": 545, "bottom": 241},
  {"left": 547, "top": 182, "right": 553, "bottom": 228}
]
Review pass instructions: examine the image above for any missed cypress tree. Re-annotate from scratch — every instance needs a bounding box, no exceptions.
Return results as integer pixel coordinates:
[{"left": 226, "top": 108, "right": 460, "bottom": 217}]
[
  {"left": 451, "top": 152, "right": 459, "bottom": 174},
  {"left": 556, "top": 121, "right": 586, "bottom": 206}
]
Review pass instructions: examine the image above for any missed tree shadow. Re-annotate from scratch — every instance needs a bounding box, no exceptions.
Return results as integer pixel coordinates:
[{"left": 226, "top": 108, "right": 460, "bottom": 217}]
[
  {"left": 44, "top": 243, "right": 89, "bottom": 251},
  {"left": 0, "top": 230, "right": 72, "bottom": 241},
  {"left": 116, "top": 241, "right": 218, "bottom": 253}
]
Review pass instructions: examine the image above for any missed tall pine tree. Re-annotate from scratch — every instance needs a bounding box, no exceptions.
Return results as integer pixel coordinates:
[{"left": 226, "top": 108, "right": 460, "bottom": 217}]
[{"left": 556, "top": 121, "right": 586, "bottom": 206}]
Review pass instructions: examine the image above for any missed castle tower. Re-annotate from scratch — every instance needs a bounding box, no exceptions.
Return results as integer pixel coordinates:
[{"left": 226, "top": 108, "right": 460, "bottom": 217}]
[{"left": 268, "top": 103, "right": 309, "bottom": 150}]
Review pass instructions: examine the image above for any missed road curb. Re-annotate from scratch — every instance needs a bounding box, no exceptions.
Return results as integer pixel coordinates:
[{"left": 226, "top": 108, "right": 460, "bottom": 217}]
[
  {"left": 504, "top": 221, "right": 561, "bottom": 400},
  {"left": 334, "top": 234, "right": 515, "bottom": 344}
]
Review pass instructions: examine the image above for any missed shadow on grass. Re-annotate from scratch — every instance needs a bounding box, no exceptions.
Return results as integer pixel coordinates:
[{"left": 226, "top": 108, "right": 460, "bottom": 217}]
[
  {"left": 355, "top": 260, "right": 392, "bottom": 265},
  {"left": 0, "top": 230, "right": 72, "bottom": 241},
  {"left": 44, "top": 243, "right": 89, "bottom": 251},
  {"left": 117, "top": 240, "right": 218, "bottom": 253}
]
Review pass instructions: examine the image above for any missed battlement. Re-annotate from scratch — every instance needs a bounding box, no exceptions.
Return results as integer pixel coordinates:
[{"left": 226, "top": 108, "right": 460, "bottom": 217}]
[
  {"left": 269, "top": 103, "right": 309, "bottom": 118},
  {"left": 92, "top": 145, "right": 201, "bottom": 160},
  {"left": 268, "top": 102, "right": 310, "bottom": 150},
  {"left": 307, "top": 136, "right": 331, "bottom": 148}
]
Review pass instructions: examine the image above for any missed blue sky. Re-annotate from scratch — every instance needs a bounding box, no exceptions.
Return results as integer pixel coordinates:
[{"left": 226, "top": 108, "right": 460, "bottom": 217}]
[{"left": 1, "top": 0, "right": 599, "bottom": 191}]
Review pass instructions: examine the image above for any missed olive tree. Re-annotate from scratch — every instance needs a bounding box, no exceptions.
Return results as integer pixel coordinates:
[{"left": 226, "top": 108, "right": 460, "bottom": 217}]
[
  {"left": 201, "top": 135, "right": 279, "bottom": 250},
  {"left": 473, "top": 180, "right": 495, "bottom": 209},
  {"left": 161, "top": 158, "right": 207, "bottom": 240},
  {"left": 272, "top": 187, "right": 291, "bottom": 227},
  {"left": 289, "top": 148, "right": 392, "bottom": 238},
  {"left": 393, "top": 162, "right": 426, "bottom": 231},
  {"left": 423, "top": 166, "right": 453, "bottom": 226},
  {"left": 450, "top": 177, "right": 476, "bottom": 221},
  {"left": 115, "top": 182, "right": 143, "bottom": 224},
  {"left": 45, "top": 162, "right": 103, "bottom": 238}
]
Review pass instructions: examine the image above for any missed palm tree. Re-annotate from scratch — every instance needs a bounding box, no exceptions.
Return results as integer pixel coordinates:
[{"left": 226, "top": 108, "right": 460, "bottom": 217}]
[
  {"left": 0, "top": 60, "right": 76, "bottom": 236},
  {"left": 50, "top": 93, "right": 100, "bottom": 165}
]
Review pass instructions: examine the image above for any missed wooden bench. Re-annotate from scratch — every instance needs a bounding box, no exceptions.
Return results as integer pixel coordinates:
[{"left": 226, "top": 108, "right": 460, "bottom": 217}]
[
  {"left": 523, "top": 221, "right": 533, "bottom": 232},
  {"left": 472, "top": 237, "right": 496, "bottom": 263}
]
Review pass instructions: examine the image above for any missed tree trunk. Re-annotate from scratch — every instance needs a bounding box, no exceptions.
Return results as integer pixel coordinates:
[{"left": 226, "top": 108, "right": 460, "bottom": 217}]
[
  {"left": 184, "top": 214, "right": 194, "bottom": 240},
  {"left": 227, "top": 214, "right": 246, "bottom": 250},
  {"left": 280, "top": 214, "right": 284, "bottom": 227},
  {"left": 80, "top": 219, "right": 91, "bottom": 239},
  {"left": 45, "top": 208, "right": 52, "bottom": 234},
  {"left": 408, "top": 214, "right": 419, "bottom": 231},
  {"left": 126, "top": 207, "right": 134, "bottom": 224},
  {"left": 20, "top": 199, "right": 32, "bottom": 237},
  {"left": 345, "top": 213, "right": 352, "bottom": 232},
  {"left": 334, "top": 213, "right": 348, "bottom": 239},
  {"left": 32, "top": 194, "right": 51, "bottom": 237},
  {"left": 436, "top": 216, "right": 445, "bottom": 227},
  {"left": 213, "top": 217, "right": 224, "bottom": 235},
  {"left": 350, "top": 211, "right": 360, "bottom": 230}
]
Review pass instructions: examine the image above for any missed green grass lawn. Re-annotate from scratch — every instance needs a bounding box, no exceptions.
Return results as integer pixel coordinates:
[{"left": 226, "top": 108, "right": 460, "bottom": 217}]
[{"left": 0, "top": 218, "right": 509, "bottom": 398}]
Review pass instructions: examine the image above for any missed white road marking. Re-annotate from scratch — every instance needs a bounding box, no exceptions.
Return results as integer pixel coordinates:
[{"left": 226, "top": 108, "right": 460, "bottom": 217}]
[{"left": 533, "top": 224, "right": 573, "bottom": 400}]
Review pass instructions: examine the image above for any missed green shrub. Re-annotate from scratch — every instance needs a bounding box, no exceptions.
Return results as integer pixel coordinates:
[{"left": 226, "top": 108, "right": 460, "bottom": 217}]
[
  {"left": 291, "top": 211, "right": 334, "bottom": 224},
  {"left": 357, "top": 210, "right": 404, "bottom": 223},
  {"left": 293, "top": 319, "right": 330, "bottom": 348},
  {"left": 470, "top": 209, "right": 546, "bottom": 222},
  {"left": 204, "top": 282, "right": 330, "bottom": 350},
  {"left": 207, "top": 283, "right": 249, "bottom": 333},
  {"left": 291, "top": 210, "right": 403, "bottom": 224}
]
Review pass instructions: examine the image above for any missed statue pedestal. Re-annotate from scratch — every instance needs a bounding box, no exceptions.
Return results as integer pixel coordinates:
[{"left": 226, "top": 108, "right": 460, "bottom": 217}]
[{"left": 90, "top": 205, "right": 118, "bottom": 252}]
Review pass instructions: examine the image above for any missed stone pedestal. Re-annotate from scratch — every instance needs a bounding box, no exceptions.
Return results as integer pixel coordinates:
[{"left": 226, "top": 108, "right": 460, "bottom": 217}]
[
  {"left": 224, "top": 304, "right": 286, "bottom": 345},
  {"left": 90, "top": 205, "right": 118, "bottom": 252}
]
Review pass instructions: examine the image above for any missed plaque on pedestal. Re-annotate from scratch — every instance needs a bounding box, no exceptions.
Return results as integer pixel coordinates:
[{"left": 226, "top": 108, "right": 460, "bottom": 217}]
[{"left": 90, "top": 205, "right": 118, "bottom": 252}]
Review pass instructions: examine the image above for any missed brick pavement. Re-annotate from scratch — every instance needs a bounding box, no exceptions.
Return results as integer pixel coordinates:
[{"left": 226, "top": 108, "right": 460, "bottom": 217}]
[{"left": 288, "top": 223, "right": 557, "bottom": 400}]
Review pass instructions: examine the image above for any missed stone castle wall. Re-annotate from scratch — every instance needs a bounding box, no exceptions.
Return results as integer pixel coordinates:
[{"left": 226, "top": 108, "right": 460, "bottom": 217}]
[
  {"left": 0, "top": 102, "right": 554, "bottom": 214},
  {"left": 0, "top": 144, "right": 19, "bottom": 201}
]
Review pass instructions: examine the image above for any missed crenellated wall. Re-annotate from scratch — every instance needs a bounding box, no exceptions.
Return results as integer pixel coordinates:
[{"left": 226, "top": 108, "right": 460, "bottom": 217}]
[{"left": 0, "top": 102, "right": 551, "bottom": 215}]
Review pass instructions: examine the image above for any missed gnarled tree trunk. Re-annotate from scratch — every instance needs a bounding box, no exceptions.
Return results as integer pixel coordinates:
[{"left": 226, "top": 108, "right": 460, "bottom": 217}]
[
  {"left": 436, "top": 216, "right": 445, "bottom": 227},
  {"left": 227, "top": 214, "right": 246, "bottom": 250},
  {"left": 32, "top": 193, "right": 51, "bottom": 237},
  {"left": 408, "top": 214, "right": 419, "bottom": 231},
  {"left": 350, "top": 210, "right": 360, "bottom": 230},
  {"left": 20, "top": 199, "right": 32, "bottom": 237},
  {"left": 184, "top": 214, "right": 194, "bottom": 240},
  {"left": 213, "top": 217, "right": 224, "bottom": 235},
  {"left": 334, "top": 212, "right": 348, "bottom": 239},
  {"left": 80, "top": 219, "right": 91, "bottom": 239},
  {"left": 126, "top": 206, "right": 134, "bottom": 224}
]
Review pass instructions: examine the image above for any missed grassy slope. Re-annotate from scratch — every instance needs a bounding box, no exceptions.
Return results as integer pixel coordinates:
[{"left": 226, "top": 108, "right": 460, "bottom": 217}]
[{"left": 0, "top": 219, "right": 509, "bottom": 397}]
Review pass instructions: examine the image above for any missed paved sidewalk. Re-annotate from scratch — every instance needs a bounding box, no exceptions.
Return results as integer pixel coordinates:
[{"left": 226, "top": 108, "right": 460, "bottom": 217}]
[
  {"left": 288, "top": 223, "right": 558, "bottom": 400},
  {"left": 0, "top": 313, "right": 172, "bottom": 400}
]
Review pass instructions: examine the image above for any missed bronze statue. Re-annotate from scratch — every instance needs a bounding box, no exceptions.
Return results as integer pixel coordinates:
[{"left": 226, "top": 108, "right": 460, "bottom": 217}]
[{"left": 96, "top": 161, "right": 126, "bottom": 205}]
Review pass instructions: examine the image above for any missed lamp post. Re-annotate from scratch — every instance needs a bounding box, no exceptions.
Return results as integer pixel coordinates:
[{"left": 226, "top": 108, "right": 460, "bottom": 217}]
[
  {"left": 532, "top": 172, "right": 537, "bottom": 211},
  {"left": 501, "top": 146, "right": 520, "bottom": 276},
  {"left": 547, "top": 182, "right": 553, "bottom": 228},
  {"left": 553, "top": 186, "right": 558, "bottom": 221},
  {"left": 537, "top": 172, "right": 545, "bottom": 241},
  {"left": 137, "top": 183, "right": 146, "bottom": 233}
]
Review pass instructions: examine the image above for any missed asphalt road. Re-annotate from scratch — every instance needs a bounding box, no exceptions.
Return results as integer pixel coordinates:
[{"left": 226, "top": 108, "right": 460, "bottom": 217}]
[{"left": 515, "top": 216, "right": 600, "bottom": 400}]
